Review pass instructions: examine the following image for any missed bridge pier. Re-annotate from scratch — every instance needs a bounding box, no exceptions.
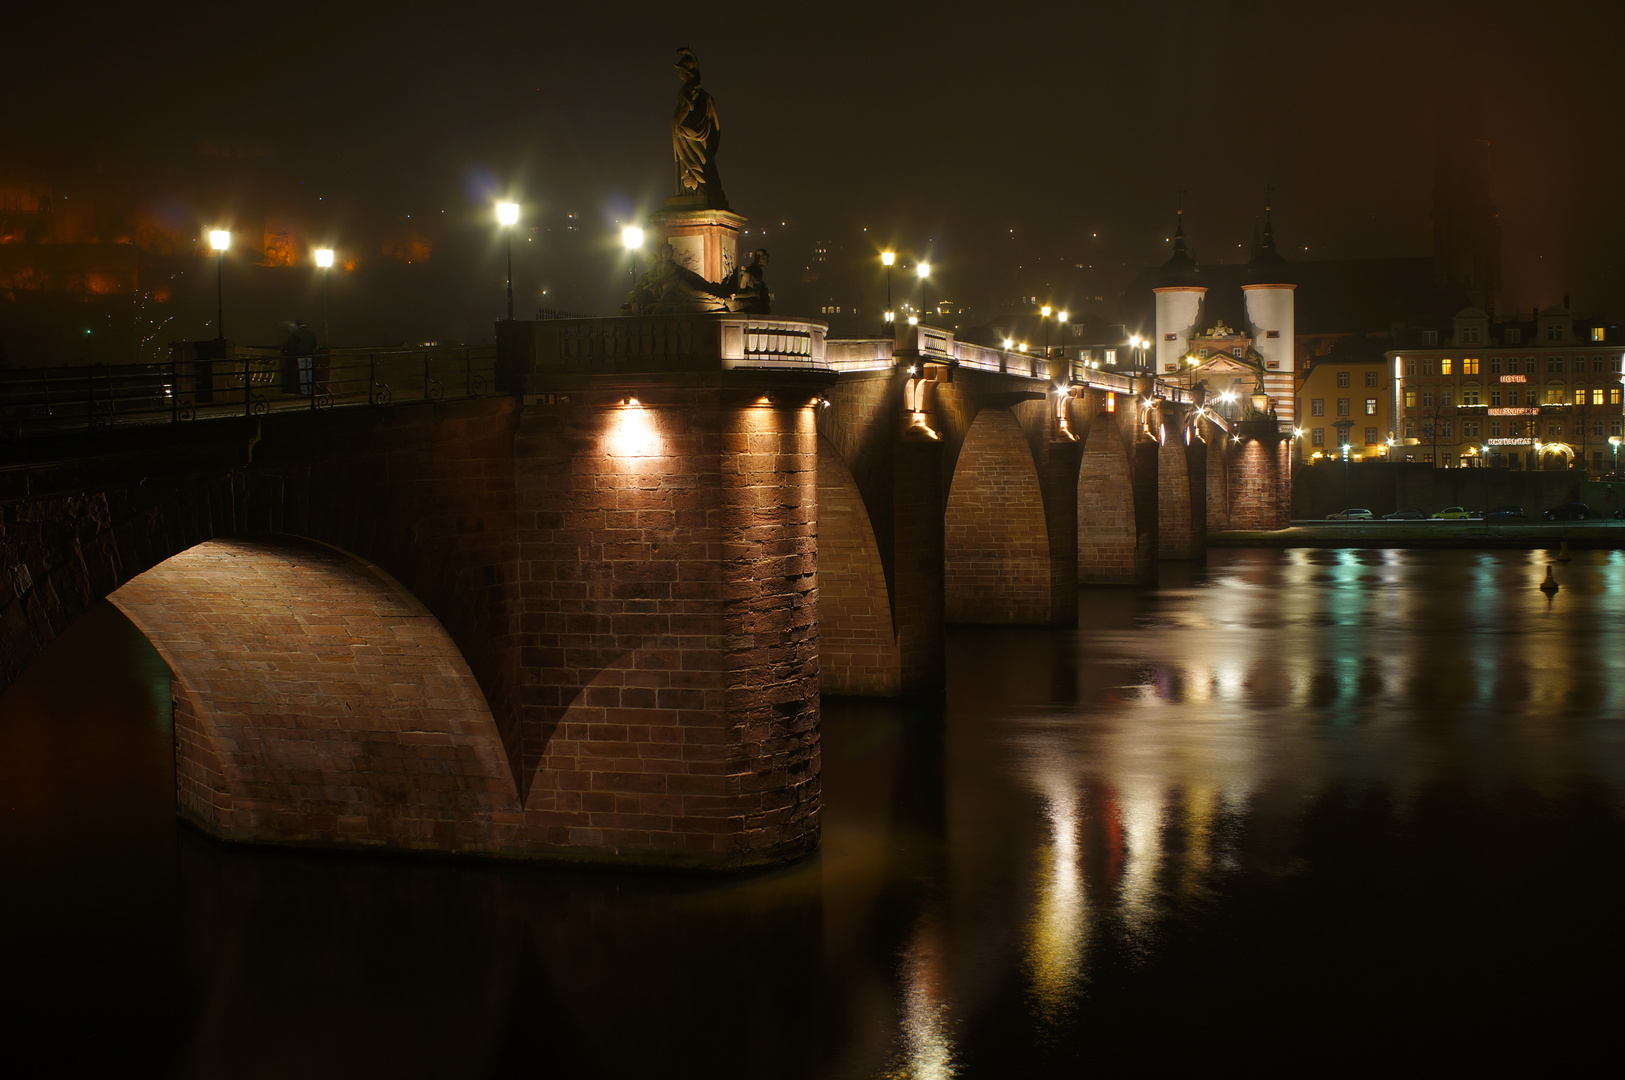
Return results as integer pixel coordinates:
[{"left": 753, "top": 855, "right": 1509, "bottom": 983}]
[
  {"left": 1207, "top": 418, "right": 1291, "bottom": 531},
  {"left": 500, "top": 316, "right": 834, "bottom": 866},
  {"left": 1157, "top": 401, "right": 1207, "bottom": 560}
]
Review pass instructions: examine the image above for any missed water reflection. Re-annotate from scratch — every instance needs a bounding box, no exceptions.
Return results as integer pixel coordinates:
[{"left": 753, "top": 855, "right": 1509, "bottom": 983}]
[{"left": 7, "top": 551, "right": 1625, "bottom": 1074}]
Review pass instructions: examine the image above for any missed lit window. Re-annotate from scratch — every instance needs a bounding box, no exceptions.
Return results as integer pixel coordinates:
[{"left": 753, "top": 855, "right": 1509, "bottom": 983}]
[
  {"left": 1440, "top": 358, "right": 1453, "bottom": 375},
  {"left": 1592, "top": 327, "right": 1606, "bottom": 342},
  {"left": 1104, "top": 349, "right": 1116, "bottom": 364},
  {"left": 1593, "top": 388, "right": 1606, "bottom": 405},
  {"left": 1545, "top": 388, "right": 1565, "bottom": 404},
  {"left": 1365, "top": 398, "right": 1378, "bottom": 415},
  {"left": 1463, "top": 358, "right": 1479, "bottom": 374},
  {"left": 1404, "top": 391, "right": 1417, "bottom": 408},
  {"left": 1575, "top": 389, "right": 1587, "bottom": 405},
  {"left": 1612, "top": 388, "right": 1622, "bottom": 405}
]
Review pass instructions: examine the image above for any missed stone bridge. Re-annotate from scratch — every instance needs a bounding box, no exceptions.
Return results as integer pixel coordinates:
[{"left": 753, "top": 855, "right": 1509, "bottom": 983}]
[{"left": 0, "top": 316, "right": 1289, "bottom": 868}]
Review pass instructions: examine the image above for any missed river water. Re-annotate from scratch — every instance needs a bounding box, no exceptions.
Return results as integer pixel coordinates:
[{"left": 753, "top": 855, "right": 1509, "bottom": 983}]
[{"left": 4, "top": 548, "right": 1624, "bottom": 1077}]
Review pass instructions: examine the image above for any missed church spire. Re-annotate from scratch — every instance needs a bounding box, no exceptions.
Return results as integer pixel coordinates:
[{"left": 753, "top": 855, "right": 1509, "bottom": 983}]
[{"left": 1159, "top": 193, "right": 1198, "bottom": 285}]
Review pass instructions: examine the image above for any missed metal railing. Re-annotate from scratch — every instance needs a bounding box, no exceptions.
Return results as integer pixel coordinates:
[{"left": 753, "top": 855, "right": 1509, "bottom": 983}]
[{"left": 0, "top": 345, "right": 496, "bottom": 439}]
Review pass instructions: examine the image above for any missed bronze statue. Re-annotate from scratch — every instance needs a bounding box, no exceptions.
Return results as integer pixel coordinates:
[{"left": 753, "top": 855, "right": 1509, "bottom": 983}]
[{"left": 672, "top": 48, "right": 727, "bottom": 209}]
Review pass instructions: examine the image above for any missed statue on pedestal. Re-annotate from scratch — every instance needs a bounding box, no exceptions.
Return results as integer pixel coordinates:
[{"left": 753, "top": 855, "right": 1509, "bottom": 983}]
[
  {"left": 672, "top": 48, "right": 727, "bottom": 210},
  {"left": 622, "top": 49, "right": 771, "bottom": 316}
]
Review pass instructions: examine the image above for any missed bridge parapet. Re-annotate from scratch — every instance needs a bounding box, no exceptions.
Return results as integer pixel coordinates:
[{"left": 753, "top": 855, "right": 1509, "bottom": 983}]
[{"left": 496, "top": 314, "right": 830, "bottom": 389}]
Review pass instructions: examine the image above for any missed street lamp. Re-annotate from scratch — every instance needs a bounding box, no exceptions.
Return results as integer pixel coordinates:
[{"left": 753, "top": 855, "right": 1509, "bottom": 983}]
[
  {"left": 1612, "top": 435, "right": 1621, "bottom": 478},
  {"left": 882, "top": 251, "right": 896, "bottom": 328},
  {"left": 1041, "top": 305, "right": 1052, "bottom": 355},
  {"left": 208, "top": 229, "right": 230, "bottom": 340},
  {"left": 314, "top": 248, "right": 334, "bottom": 349},
  {"left": 917, "top": 260, "right": 930, "bottom": 317},
  {"left": 496, "top": 201, "right": 520, "bottom": 320},
  {"left": 621, "top": 225, "right": 644, "bottom": 289},
  {"left": 1057, "top": 311, "right": 1068, "bottom": 360}
]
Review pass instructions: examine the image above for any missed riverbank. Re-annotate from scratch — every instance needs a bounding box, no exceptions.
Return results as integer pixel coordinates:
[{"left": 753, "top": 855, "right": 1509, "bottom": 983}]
[{"left": 1211, "top": 520, "right": 1625, "bottom": 547}]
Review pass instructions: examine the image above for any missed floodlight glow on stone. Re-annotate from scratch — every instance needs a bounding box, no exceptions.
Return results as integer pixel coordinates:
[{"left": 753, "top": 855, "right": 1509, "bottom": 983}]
[{"left": 609, "top": 399, "right": 660, "bottom": 457}]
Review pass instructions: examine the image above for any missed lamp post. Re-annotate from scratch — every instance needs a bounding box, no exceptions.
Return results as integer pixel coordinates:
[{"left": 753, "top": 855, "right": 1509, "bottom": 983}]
[
  {"left": 314, "top": 248, "right": 334, "bottom": 349},
  {"left": 621, "top": 225, "right": 643, "bottom": 289},
  {"left": 496, "top": 201, "right": 520, "bottom": 320},
  {"left": 1612, "top": 435, "right": 1621, "bottom": 479},
  {"left": 882, "top": 251, "right": 896, "bottom": 331},
  {"left": 208, "top": 229, "right": 230, "bottom": 340},
  {"left": 917, "top": 261, "right": 930, "bottom": 318},
  {"left": 1056, "top": 310, "right": 1068, "bottom": 361},
  {"left": 1041, "top": 305, "right": 1052, "bottom": 355}
]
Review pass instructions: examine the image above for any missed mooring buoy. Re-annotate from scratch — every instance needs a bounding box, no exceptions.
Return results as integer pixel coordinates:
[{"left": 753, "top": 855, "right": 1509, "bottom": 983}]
[
  {"left": 1555, "top": 541, "right": 1572, "bottom": 562},
  {"left": 1540, "top": 566, "right": 1560, "bottom": 594}
]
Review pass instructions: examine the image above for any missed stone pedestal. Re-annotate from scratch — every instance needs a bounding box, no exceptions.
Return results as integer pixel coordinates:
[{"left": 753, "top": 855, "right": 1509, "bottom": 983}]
[{"left": 649, "top": 204, "right": 747, "bottom": 286}]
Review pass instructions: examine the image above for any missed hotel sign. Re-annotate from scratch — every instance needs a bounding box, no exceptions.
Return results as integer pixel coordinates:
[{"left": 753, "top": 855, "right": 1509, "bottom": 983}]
[
  {"left": 1499, "top": 374, "right": 1527, "bottom": 383},
  {"left": 1488, "top": 437, "right": 1533, "bottom": 446},
  {"left": 1488, "top": 408, "right": 1538, "bottom": 416}
]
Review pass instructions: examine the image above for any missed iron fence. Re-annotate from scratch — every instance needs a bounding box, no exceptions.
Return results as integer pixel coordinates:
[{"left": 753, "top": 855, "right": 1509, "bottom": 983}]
[{"left": 0, "top": 346, "right": 496, "bottom": 439}]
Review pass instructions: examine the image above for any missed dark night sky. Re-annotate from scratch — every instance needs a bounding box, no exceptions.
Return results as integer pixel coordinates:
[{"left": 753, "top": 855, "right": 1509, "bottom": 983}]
[{"left": 7, "top": 0, "right": 1625, "bottom": 350}]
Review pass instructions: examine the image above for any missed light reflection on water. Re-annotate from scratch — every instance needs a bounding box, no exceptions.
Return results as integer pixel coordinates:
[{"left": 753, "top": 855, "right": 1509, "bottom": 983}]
[{"left": 5, "top": 549, "right": 1625, "bottom": 1075}]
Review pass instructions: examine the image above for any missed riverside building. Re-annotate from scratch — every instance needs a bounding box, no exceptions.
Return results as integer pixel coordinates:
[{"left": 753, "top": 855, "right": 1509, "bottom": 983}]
[{"left": 1385, "top": 305, "right": 1625, "bottom": 470}]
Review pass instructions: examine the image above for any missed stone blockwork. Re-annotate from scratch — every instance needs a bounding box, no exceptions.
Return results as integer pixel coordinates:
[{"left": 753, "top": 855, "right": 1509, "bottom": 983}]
[
  {"left": 944, "top": 408, "right": 1052, "bottom": 622},
  {"left": 1215, "top": 421, "right": 1291, "bottom": 530},
  {"left": 509, "top": 371, "right": 828, "bottom": 866},
  {"left": 815, "top": 441, "right": 900, "bottom": 695},
  {"left": 112, "top": 539, "right": 521, "bottom": 851},
  {"left": 1157, "top": 409, "right": 1206, "bottom": 559},
  {"left": 1077, "top": 408, "right": 1158, "bottom": 584}
]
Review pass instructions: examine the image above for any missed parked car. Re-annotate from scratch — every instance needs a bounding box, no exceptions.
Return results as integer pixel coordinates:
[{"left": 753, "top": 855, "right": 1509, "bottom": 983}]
[
  {"left": 1430, "top": 506, "right": 1473, "bottom": 519},
  {"left": 1485, "top": 505, "right": 1526, "bottom": 521},
  {"left": 1614, "top": 507, "right": 1625, "bottom": 520},
  {"left": 1543, "top": 502, "right": 1592, "bottom": 521},
  {"left": 1383, "top": 507, "right": 1426, "bottom": 520},
  {"left": 1326, "top": 508, "right": 1374, "bottom": 520}
]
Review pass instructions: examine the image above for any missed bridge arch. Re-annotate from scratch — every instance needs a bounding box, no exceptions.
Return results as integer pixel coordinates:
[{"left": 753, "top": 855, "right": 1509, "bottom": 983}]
[
  {"left": 815, "top": 436, "right": 900, "bottom": 694},
  {"left": 943, "top": 406, "right": 1054, "bottom": 623},
  {"left": 109, "top": 536, "right": 520, "bottom": 851}
]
